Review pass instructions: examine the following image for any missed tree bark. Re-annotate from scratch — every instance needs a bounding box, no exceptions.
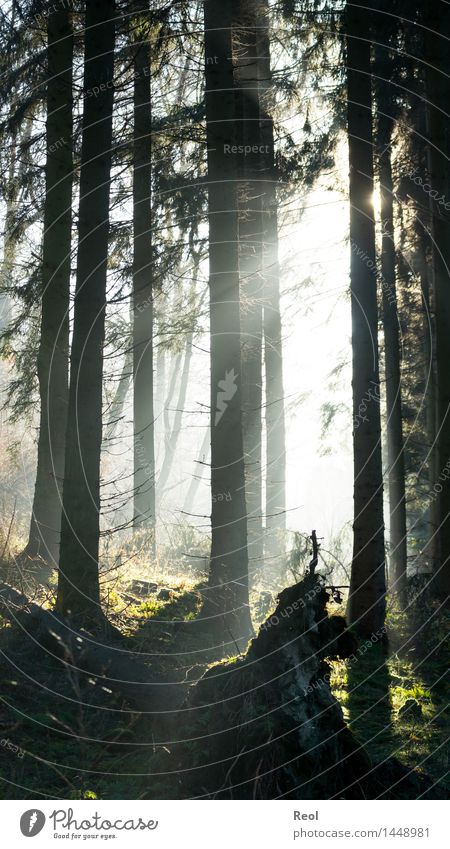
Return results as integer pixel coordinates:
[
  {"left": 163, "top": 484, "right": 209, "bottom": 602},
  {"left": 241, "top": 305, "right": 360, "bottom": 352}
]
[
  {"left": 377, "top": 111, "right": 408, "bottom": 605},
  {"left": 182, "top": 427, "right": 210, "bottom": 514},
  {"left": 56, "top": 0, "right": 116, "bottom": 620},
  {"left": 417, "top": 224, "right": 439, "bottom": 573},
  {"left": 202, "top": 0, "right": 253, "bottom": 647},
  {"left": 346, "top": 1, "right": 386, "bottom": 635},
  {"left": 257, "top": 0, "right": 287, "bottom": 568},
  {"left": 158, "top": 256, "right": 200, "bottom": 495},
  {"left": 234, "top": 0, "right": 264, "bottom": 579},
  {"left": 25, "top": 8, "right": 73, "bottom": 567},
  {"left": 104, "top": 345, "right": 133, "bottom": 443},
  {"left": 132, "top": 2, "right": 156, "bottom": 553}
]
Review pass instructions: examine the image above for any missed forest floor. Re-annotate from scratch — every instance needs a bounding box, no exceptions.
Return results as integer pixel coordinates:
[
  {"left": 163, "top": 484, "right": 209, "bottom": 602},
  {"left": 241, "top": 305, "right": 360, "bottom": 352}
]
[{"left": 0, "top": 560, "right": 448, "bottom": 800}]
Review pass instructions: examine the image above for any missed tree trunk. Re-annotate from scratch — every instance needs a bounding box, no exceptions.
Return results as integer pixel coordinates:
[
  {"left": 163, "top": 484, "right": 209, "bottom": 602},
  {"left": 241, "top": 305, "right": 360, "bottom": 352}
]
[
  {"left": 346, "top": 1, "right": 386, "bottom": 635},
  {"left": 257, "top": 0, "right": 287, "bottom": 568},
  {"left": 377, "top": 111, "right": 408, "bottom": 605},
  {"left": 56, "top": 0, "right": 115, "bottom": 620},
  {"left": 132, "top": 3, "right": 156, "bottom": 554},
  {"left": 158, "top": 256, "right": 200, "bottom": 495},
  {"left": 234, "top": 0, "right": 264, "bottom": 580},
  {"left": 425, "top": 7, "right": 450, "bottom": 602},
  {"left": 202, "top": 0, "right": 252, "bottom": 647},
  {"left": 26, "top": 7, "right": 73, "bottom": 567},
  {"left": 182, "top": 427, "right": 210, "bottom": 514},
  {"left": 418, "top": 225, "right": 439, "bottom": 573},
  {"left": 104, "top": 345, "right": 133, "bottom": 443}
]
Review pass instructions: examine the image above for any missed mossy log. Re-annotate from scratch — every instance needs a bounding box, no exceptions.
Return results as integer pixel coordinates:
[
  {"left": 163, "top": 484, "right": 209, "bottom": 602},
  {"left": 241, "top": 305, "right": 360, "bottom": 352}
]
[
  {"left": 0, "top": 582, "right": 178, "bottom": 713},
  {"left": 177, "top": 576, "right": 440, "bottom": 798}
]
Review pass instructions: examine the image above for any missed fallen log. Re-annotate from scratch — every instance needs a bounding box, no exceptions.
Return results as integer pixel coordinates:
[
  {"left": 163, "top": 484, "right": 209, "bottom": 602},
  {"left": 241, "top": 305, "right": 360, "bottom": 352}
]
[
  {"left": 176, "top": 575, "right": 443, "bottom": 799},
  {"left": 0, "top": 582, "right": 182, "bottom": 713}
]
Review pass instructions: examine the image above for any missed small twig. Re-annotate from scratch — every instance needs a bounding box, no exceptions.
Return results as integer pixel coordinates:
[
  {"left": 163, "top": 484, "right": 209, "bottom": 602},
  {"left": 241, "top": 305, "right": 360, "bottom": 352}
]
[{"left": 309, "top": 529, "right": 320, "bottom": 576}]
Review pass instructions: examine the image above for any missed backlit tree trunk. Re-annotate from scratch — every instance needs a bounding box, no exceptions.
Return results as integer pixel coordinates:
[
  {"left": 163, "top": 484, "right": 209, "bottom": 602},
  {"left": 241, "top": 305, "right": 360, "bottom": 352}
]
[
  {"left": 203, "top": 0, "right": 253, "bottom": 647},
  {"left": 258, "top": 0, "right": 287, "bottom": 568},
  {"left": 347, "top": 0, "right": 386, "bottom": 635},
  {"left": 234, "top": 0, "right": 264, "bottom": 580},
  {"left": 132, "top": 2, "right": 156, "bottom": 552},
  {"left": 26, "top": 7, "right": 73, "bottom": 566},
  {"left": 57, "top": 0, "right": 115, "bottom": 620},
  {"left": 377, "top": 110, "right": 407, "bottom": 605}
]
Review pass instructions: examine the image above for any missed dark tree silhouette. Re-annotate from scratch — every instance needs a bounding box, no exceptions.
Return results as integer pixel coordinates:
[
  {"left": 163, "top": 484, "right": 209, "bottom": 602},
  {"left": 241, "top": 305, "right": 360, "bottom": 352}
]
[
  {"left": 202, "top": 0, "right": 253, "bottom": 647},
  {"left": 132, "top": 2, "right": 156, "bottom": 552},
  {"left": 57, "top": 0, "right": 116, "bottom": 621},
  {"left": 346, "top": 0, "right": 386, "bottom": 635},
  {"left": 26, "top": 6, "right": 73, "bottom": 567}
]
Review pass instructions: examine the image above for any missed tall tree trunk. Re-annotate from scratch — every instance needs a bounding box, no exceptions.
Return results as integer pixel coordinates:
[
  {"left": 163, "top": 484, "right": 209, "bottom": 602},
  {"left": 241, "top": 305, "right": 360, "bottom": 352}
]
[
  {"left": 234, "top": 0, "right": 264, "bottom": 580},
  {"left": 155, "top": 343, "right": 166, "bottom": 422},
  {"left": 346, "top": 0, "right": 386, "bottom": 635},
  {"left": 425, "top": 7, "right": 450, "bottom": 602},
  {"left": 158, "top": 255, "right": 200, "bottom": 495},
  {"left": 104, "top": 345, "right": 132, "bottom": 443},
  {"left": 257, "top": 0, "right": 287, "bottom": 568},
  {"left": 56, "top": 0, "right": 115, "bottom": 620},
  {"left": 422, "top": 107, "right": 439, "bottom": 574},
  {"left": 158, "top": 353, "right": 183, "bottom": 488},
  {"left": 26, "top": 6, "right": 73, "bottom": 567},
  {"left": 183, "top": 427, "right": 210, "bottom": 514},
  {"left": 417, "top": 224, "right": 439, "bottom": 573},
  {"left": 132, "top": 2, "right": 156, "bottom": 554},
  {"left": 408, "top": 89, "right": 439, "bottom": 575},
  {"left": 377, "top": 111, "right": 408, "bottom": 605},
  {"left": 202, "top": 0, "right": 252, "bottom": 647}
]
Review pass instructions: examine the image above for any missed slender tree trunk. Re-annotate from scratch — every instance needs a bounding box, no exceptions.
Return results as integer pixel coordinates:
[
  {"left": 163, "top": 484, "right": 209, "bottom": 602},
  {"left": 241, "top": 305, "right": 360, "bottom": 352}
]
[
  {"left": 183, "top": 427, "right": 210, "bottom": 514},
  {"left": 104, "top": 346, "right": 133, "bottom": 442},
  {"left": 425, "top": 8, "right": 450, "bottom": 602},
  {"left": 158, "top": 256, "right": 200, "bottom": 494},
  {"left": 346, "top": 1, "right": 386, "bottom": 635},
  {"left": 403, "top": 93, "right": 438, "bottom": 574},
  {"left": 420, "top": 99, "right": 440, "bottom": 576},
  {"left": 409, "top": 93, "right": 439, "bottom": 575},
  {"left": 132, "top": 3, "right": 156, "bottom": 553},
  {"left": 155, "top": 344, "right": 166, "bottom": 422},
  {"left": 377, "top": 112, "right": 408, "bottom": 604},
  {"left": 417, "top": 224, "right": 439, "bottom": 573},
  {"left": 257, "top": 0, "right": 287, "bottom": 568},
  {"left": 26, "top": 7, "right": 73, "bottom": 567},
  {"left": 202, "top": 0, "right": 252, "bottom": 646},
  {"left": 56, "top": 0, "right": 115, "bottom": 620},
  {"left": 234, "top": 0, "right": 264, "bottom": 580}
]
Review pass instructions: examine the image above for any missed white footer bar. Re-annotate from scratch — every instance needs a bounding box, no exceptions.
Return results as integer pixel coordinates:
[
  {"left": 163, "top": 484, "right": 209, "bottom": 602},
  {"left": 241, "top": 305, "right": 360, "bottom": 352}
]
[{"left": 0, "top": 800, "right": 445, "bottom": 848}]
